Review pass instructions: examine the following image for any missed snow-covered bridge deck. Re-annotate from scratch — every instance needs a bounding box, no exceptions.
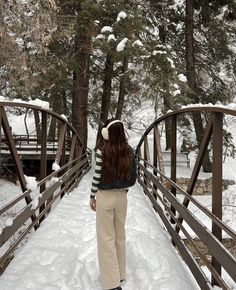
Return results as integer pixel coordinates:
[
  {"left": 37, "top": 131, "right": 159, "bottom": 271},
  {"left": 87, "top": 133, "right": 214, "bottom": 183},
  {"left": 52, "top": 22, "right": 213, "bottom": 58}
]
[{"left": 0, "top": 171, "right": 199, "bottom": 290}]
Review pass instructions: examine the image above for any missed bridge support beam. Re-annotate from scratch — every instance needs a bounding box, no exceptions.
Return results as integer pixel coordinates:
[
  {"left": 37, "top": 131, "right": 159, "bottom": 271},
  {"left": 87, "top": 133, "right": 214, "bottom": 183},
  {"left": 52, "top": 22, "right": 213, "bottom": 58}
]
[
  {"left": 175, "top": 116, "right": 213, "bottom": 233},
  {"left": 39, "top": 111, "right": 48, "bottom": 223},
  {"left": 211, "top": 112, "right": 223, "bottom": 286},
  {"left": 170, "top": 115, "right": 177, "bottom": 223},
  {"left": 0, "top": 107, "right": 2, "bottom": 160},
  {"left": 1, "top": 107, "right": 39, "bottom": 229}
]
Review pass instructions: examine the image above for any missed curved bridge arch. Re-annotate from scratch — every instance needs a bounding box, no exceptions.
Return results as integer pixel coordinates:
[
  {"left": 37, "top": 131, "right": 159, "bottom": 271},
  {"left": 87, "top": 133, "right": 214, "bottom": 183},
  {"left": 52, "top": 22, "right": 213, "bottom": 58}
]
[
  {"left": 136, "top": 106, "right": 236, "bottom": 290},
  {"left": 0, "top": 101, "right": 91, "bottom": 267}
]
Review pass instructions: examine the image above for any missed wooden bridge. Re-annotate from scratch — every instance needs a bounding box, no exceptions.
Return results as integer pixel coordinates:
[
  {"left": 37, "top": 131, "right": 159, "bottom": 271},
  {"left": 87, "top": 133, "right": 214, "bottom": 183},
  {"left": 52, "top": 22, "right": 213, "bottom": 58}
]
[{"left": 0, "top": 102, "right": 236, "bottom": 290}]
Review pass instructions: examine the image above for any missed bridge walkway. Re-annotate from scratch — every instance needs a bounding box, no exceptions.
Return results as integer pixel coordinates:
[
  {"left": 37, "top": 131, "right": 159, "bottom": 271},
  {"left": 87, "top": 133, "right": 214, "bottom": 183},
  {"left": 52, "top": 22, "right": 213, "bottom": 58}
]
[{"left": 0, "top": 170, "right": 199, "bottom": 290}]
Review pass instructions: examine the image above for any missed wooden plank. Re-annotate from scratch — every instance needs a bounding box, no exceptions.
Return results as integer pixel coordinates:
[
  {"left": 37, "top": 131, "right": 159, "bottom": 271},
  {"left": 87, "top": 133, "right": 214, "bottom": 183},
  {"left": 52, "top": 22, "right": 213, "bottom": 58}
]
[
  {"left": 211, "top": 112, "right": 223, "bottom": 285},
  {"left": 0, "top": 157, "right": 88, "bottom": 247},
  {"left": 69, "top": 133, "right": 77, "bottom": 162},
  {"left": 39, "top": 111, "right": 47, "bottom": 223},
  {"left": 0, "top": 107, "right": 2, "bottom": 157},
  {"left": 1, "top": 108, "right": 27, "bottom": 192},
  {"left": 137, "top": 161, "right": 236, "bottom": 282},
  {"left": 142, "top": 183, "right": 212, "bottom": 290},
  {"left": 40, "top": 111, "right": 47, "bottom": 185},
  {"left": 55, "top": 122, "right": 67, "bottom": 165},
  {"left": 176, "top": 116, "right": 213, "bottom": 233},
  {"left": 45, "top": 121, "right": 66, "bottom": 211},
  {"left": 170, "top": 115, "right": 177, "bottom": 222},
  {"left": 170, "top": 115, "right": 177, "bottom": 187},
  {"left": 153, "top": 127, "right": 157, "bottom": 176},
  {"left": 0, "top": 155, "right": 91, "bottom": 264},
  {"left": 138, "top": 172, "right": 228, "bottom": 289},
  {"left": 144, "top": 135, "right": 150, "bottom": 162},
  {"left": 1, "top": 108, "right": 38, "bottom": 228},
  {"left": 154, "top": 126, "right": 165, "bottom": 178}
]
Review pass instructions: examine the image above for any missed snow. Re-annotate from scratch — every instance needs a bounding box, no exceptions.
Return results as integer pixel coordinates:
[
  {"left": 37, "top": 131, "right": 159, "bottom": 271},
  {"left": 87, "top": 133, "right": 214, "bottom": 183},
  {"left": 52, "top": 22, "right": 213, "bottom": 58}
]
[
  {"left": 117, "top": 38, "right": 128, "bottom": 52},
  {"left": 167, "top": 57, "right": 175, "bottom": 69},
  {"left": 31, "top": 194, "right": 41, "bottom": 210},
  {"left": 181, "top": 102, "right": 236, "bottom": 111},
  {"left": 152, "top": 50, "right": 167, "bottom": 55},
  {"left": 132, "top": 40, "right": 143, "bottom": 47},
  {"left": 178, "top": 74, "right": 187, "bottom": 82},
  {"left": 107, "top": 34, "right": 116, "bottom": 42},
  {"left": 25, "top": 175, "right": 38, "bottom": 191},
  {"left": 173, "top": 89, "right": 181, "bottom": 96},
  {"left": 101, "top": 26, "right": 113, "bottom": 33},
  {"left": 95, "top": 34, "right": 105, "bottom": 40},
  {"left": 15, "top": 37, "right": 24, "bottom": 47},
  {"left": 0, "top": 97, "right": 50, "bottom": 110},
  {"left": 60, "top": 114, "right": 68, "bottom": 121},
  {"left": 17, "top": 0, "right": 30, "bottom": 3},
  {"left": 4, "top": 218, "right": 13, "bottom": 227},
  {"left": 0, "top": 171, "right": 200, "bottom": 290},
  {"left": 170, "top": 0, "right": 185, "bottom": 10},
  {"left": 28, "top": 98, "right": 50, "bottom": 110},
  {"left": 52, "top": 162, "right": 60, "bottom": 171},
  {"left": 117, "top": 11, "right": 127, "bottom": 22}
]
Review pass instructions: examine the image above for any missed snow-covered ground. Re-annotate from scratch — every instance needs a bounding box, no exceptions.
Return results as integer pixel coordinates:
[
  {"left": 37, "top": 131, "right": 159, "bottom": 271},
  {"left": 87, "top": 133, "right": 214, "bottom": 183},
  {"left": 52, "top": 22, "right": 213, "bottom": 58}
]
[{"left": 0, "top": 170, "right": 200, "bottom": 290}]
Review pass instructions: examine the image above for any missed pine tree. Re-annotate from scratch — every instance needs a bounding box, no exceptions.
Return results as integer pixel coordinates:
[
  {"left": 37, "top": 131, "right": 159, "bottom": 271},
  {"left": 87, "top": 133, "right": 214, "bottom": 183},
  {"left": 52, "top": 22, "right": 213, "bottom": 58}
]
[
  {"left": 90, "top": 0, "right": 146, "bottom": 130},
  {"left": 0, "top": 0, "right": 57, "bottom": 99}
]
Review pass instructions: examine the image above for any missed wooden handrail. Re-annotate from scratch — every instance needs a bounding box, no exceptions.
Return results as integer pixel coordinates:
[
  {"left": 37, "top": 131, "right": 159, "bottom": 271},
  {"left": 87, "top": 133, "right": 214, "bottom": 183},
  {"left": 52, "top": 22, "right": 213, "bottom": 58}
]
[
  {"left": 0, "top": 102, "right": 91, "bottom": 268},
  {"left": 136, "top": 106, "right": 236, "bottom": 290}
]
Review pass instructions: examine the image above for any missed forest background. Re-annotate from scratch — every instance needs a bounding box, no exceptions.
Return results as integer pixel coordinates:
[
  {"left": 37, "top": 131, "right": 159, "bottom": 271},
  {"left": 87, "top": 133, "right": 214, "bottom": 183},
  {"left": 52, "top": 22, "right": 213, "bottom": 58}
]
[{"left": 0, "top": 0, "right": 236, "bottom": 172}]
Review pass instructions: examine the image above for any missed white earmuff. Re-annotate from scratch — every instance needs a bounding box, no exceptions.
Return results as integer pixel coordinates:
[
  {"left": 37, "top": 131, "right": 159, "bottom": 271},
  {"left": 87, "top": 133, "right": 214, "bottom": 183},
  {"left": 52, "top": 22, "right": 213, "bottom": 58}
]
[{"left": 101, "top": 120, "right": 122, "bottom": 140}]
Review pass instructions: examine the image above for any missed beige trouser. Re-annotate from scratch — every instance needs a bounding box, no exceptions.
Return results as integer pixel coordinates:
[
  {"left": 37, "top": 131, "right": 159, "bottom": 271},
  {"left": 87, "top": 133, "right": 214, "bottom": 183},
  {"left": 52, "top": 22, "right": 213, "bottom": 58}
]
[{"left": 96, "top": 189, "right": 127, "bottom": 290}]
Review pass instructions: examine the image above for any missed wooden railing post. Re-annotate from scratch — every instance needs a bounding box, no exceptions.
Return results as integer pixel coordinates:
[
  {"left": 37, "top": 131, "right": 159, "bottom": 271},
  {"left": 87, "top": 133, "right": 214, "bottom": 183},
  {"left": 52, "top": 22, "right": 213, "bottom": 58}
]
[
  {"left": 0, "top": 107, "right": 2, "bottom": 174},
  {"left": 144, "top": 135, "right": 150, "bottom": 185},
  {"left": 39, "top": 111, "right": 48, "bottom": 223},
  {"left": 0, "top": 107, "right": 2, "bottom": 155},
  {"left": 170, "top": 115, "right": 177, "bottom": 223},
  {"left": 211, "top": 112, "right": 223, "bottom": 286},
  {"left": 176, "top": 115, "right": 213, "bottom": 233}
]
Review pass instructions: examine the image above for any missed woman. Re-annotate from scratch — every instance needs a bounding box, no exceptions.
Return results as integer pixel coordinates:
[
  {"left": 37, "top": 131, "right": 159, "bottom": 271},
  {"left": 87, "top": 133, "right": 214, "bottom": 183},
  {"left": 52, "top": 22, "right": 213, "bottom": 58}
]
[{"left": 90, "top": 119, "right": 136, "bottom": 290}]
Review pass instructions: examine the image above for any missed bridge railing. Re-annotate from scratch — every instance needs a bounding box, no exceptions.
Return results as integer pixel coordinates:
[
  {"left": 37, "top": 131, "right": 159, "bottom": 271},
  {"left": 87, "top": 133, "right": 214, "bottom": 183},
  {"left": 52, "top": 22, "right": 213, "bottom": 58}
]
[
  {"left": 0, "top": 101, "right": 91, "bottom": 271},
  {"left": 136, "top": 106, "right": 236, "bottom": 290}
]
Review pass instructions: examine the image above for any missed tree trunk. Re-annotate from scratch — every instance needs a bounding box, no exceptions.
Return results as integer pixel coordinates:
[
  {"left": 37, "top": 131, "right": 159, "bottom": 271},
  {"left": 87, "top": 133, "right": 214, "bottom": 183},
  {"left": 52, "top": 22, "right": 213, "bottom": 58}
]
[
  {"left": 185, "top": 0, "right": 212, "bottom": 172},
  {"left": 115, "top": 56, "right": 128, "bottom": 120},
  {"left": 0, "top": 0, "right": 5, "bottom": 67},
  {"left": 72, "top": 2, "right": 92, "bottom": 151},
  {"left": 155, "top": 126, "right": 165, "bottom": 178},
  {"left": 157, "top": 0, "right": 171, "bottom": 150},
  {"left": 98, "top": 53, "right": 114, "bottom": 133},
  {"left": 0, "top": 0, "right": 3, "bottom": 41},
  {"left": 61, "top": 90, "right": 68, "bottom": 118},
  {"left": 200, "top": 0, "right": 210, "bottom": 24},
  {"left": 48, "top": 93, "right": 62, "bottom": 140},
  {"left": 33, "top": 109, "right": 41, "bottom": 143},
  {"left": 164, "top": 96, "right": 171, "bottom": 150}
]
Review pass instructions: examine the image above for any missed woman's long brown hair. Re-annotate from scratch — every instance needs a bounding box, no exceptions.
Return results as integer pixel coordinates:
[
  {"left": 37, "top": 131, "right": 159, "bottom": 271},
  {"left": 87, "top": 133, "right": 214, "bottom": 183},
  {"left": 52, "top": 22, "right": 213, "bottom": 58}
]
[{"left": 99, "top": 119, "right": 131, "bottom": 182}]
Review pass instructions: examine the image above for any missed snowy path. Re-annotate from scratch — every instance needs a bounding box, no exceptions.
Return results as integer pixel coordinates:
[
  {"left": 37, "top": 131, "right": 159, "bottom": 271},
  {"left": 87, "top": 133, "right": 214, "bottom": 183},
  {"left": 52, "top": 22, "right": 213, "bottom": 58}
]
[{"left": 0, "top": 171, "right": 199, "bottom": 290}]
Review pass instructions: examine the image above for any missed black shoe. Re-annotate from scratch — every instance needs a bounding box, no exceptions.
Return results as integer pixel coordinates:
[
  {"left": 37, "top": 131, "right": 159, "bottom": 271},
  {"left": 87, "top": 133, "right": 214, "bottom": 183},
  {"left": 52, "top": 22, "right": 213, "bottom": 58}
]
[{"left": 110, "top": 287, "right": 122, "bottom": 290}]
